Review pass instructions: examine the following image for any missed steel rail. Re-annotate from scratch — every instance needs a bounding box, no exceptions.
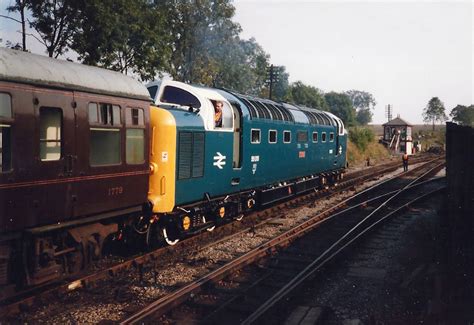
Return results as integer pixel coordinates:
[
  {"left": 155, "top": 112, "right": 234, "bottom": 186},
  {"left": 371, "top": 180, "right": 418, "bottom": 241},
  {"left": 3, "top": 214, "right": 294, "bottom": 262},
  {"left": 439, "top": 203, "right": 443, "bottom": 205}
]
[
  {"left": 241, "top": 162, "right": 445, "bottom": 324},
  {"left": 1, "top": 156, "right": 434, "bottom": 318},
  {"left": 120, "top": 159, "right": 444, "bottom": 324}
]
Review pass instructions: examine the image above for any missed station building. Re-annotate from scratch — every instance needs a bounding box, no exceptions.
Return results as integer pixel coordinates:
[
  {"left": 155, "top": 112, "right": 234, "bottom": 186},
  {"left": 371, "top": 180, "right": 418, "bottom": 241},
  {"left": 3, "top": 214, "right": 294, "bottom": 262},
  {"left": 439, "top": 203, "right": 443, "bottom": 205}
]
[{"left": 382, "top": 116, "right": 413, "bottom": 155}]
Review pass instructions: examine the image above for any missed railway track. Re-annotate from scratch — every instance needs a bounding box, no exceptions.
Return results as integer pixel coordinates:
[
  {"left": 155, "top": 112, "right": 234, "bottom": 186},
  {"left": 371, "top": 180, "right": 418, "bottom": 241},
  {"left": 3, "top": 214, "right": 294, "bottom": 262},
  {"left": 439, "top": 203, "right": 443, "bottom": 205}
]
[
  {"left": 0, "top": 154, "right": 438, "bottom": 321},
  {"left": 118, "top": 157, "right": 445, "bottom": 324}
]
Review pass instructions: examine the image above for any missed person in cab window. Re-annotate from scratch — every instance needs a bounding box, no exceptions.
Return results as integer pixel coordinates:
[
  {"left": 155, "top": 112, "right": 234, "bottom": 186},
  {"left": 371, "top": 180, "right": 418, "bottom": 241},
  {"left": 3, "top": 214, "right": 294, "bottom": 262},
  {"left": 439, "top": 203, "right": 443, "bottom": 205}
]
[{"left": 214, "top": 101, "right": 223, "bottom": 127}]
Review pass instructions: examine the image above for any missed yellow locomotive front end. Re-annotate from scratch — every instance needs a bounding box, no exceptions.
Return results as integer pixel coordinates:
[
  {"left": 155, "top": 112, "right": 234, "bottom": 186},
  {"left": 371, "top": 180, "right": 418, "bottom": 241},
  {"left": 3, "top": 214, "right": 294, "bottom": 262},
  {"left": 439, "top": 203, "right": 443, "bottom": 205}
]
[{"left": 148, "top": 105, "right": 177, "bottom": 213}]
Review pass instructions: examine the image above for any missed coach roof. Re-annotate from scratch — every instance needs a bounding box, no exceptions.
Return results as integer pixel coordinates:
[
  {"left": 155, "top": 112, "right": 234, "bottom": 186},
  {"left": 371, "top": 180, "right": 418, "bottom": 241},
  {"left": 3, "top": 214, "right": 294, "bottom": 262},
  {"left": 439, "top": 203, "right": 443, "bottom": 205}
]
[{"left": 0, "top": 48, "right": 151, "bottom": 101}]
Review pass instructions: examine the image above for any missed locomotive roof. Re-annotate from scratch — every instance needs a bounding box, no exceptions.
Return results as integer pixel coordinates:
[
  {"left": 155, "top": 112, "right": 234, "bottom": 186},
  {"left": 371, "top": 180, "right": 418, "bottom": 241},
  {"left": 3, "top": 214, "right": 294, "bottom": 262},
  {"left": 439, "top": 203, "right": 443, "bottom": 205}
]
[
  {"left": 0, "top": 48, "right": 151, "bottom": 101},
  {"left": 228, "top": 91, "right": 342, "bottom": 127}
]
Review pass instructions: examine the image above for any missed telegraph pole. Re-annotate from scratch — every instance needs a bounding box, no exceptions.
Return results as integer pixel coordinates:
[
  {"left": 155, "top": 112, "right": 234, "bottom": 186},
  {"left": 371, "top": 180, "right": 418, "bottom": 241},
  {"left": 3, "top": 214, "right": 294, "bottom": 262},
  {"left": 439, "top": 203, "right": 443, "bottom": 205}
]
[
  {"left": 267, "top": 64, "right": 279, "bottom": 100},
  {"left": 269, "top": 64, "right": 274, "bottom": 100},
  {"left": 385, "top": 104, "right": 393, "bottom": 122}
]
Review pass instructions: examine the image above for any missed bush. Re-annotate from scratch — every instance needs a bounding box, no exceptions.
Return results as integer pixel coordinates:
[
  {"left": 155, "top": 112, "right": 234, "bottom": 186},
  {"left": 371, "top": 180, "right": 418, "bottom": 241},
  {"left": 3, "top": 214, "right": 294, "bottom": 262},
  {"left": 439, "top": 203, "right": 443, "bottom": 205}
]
[{"left": 348, "top": 127, "right": 375, "bottom": 151}]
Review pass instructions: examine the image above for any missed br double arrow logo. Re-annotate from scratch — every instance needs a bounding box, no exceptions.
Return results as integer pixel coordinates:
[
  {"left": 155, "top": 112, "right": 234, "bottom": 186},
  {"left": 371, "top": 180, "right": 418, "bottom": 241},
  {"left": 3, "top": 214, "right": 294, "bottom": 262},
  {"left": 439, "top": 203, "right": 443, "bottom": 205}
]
[{"left": 213, "top": 152, "right": 226, "bottom": 169}]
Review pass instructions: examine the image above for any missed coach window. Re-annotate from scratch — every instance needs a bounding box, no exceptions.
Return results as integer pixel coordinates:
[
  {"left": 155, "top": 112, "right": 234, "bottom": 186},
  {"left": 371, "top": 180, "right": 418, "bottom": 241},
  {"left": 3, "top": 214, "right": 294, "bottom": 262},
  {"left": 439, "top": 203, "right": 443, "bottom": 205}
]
[
  {"left": 283, "top": 130, "right": 291, "bottom": 143},
  {"left": 312, "top": 131, "right": 318, "bottom": 143},
  {"left": 297, "top": 131, "right": 308, "bottom": 143},
  {"left": 89, "top": 102, "right": 121, "bottom": 166},
  {"left": 268, "top": 130, "right": 277, "bottom": 144},
  {"left": 0, "top": 93, "right": 12, "bottom": 172},
  {"left": 125, "top": 107, "right": 145, "bottom": 164},
  {"left": 322, "top": 132, "right": 327, "bottom": 142},
  {"left": 251, "top": 129, "right": 261, "bottom": 144},
  {"left": 39, "top": 107, "right": 62, "bottom": 161},
  {"left": 329, "top": 132, "right": 335, "bottom": 142}
]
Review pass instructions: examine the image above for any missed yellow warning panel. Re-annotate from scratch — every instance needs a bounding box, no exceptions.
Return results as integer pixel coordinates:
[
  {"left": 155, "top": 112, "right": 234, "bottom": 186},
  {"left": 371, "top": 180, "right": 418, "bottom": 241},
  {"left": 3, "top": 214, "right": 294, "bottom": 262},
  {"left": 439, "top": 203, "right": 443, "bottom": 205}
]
[{"left": 148, "top": 106, "right": 176, "bottom": 213}]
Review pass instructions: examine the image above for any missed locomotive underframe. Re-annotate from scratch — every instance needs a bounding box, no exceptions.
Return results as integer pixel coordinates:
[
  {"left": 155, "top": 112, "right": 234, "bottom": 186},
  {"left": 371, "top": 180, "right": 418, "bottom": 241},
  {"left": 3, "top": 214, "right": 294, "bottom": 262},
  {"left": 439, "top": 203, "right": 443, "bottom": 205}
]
[{"left": 160, "top": 168, "right": 345, "bottom": 242}]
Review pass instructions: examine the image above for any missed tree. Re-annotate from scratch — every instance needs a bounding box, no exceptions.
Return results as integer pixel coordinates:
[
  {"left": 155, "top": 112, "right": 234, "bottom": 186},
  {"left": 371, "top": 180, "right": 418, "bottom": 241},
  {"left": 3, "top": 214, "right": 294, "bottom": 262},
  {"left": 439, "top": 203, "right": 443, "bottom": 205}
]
[
  {"left": 450, "top": 104, "right": 474, "bottom": 127},
  {"left": 211, "top": 37, "right": 270, "bottom": 95},
  {"left": 324, "top": 92, "right": 356, "bottom": 126},
  {"left": 167, "top": 0, "right": 241, "bottom": 85},
  {"left": 286, "top": 81, "right": 327, "bottom": 109},
  {"left": 355, "top": 108, "right": 372, "bottom": 125},
  {"left": 28, "top": 0, "right": 84, "bottom": 58},
  {"left": 344, "top": 90, "right": 376, "bottom": 125},
  {"left": 5, "top": 0, "right": 28, "bottom": 51},
  {"left": 423, "top": 97, "right": 447, "bottom": 130},
  {"left": 71, "top": 0, "right": 171, "bottom": 80}
]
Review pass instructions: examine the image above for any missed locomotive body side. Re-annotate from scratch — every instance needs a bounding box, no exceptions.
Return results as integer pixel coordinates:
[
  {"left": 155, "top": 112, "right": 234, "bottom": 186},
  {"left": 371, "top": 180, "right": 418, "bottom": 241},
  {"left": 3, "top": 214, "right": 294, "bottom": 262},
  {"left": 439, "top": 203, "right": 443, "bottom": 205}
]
[{"left": 146, "top": 80, "right": 347, "bottom": 240}]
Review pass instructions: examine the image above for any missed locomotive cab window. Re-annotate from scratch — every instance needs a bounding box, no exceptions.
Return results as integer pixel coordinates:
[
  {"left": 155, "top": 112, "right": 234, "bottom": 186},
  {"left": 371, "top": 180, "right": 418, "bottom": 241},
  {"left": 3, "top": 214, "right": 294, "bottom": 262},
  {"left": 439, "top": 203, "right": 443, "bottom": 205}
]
[
  {"left": 312, "top": 131, "right": 318, "bottom": 143},
  {"left": 251, "top": 129, "right": 261, "bottom": 144},
  {"left": 268, "top": 130, "right": 277, "bottom": 144},
  {"left": 125, "top": 107, "right": 145, "bottom": 164},
  {"left": 161, "top": 86, "right": 201, "bottom": 109},
  {"left": 39, "top": 107, "right": 62, "bottom": 161},
  {"left": 283, "top": 130, "right": 291, "bottom": 143},
  {"left": 211, "top": 100, "right": 233, "bottom": 130},
  {"left": 329, "top": 132, "right": 335, "bottom": 142},
  {"left": 0, "top": 92, "right": 12, "bottom": 172},
  {"left": 322, "top": 132, "right": 327, "bottom": 142},
  {"left": 89, "top": 102, "right": 121, "bottom": 166},
  {"left": 297, "top": 131, "right": 308, "bottom": 143}
]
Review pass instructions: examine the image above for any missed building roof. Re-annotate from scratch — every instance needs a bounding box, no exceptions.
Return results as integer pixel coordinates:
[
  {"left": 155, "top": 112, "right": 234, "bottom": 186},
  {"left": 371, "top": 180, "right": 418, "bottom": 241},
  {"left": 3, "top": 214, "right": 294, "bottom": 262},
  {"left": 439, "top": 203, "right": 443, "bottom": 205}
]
[
  {"left": 0, "top": 48, "right": 151, "bottom": 101},
  {"left": 383, "top": 116, "right": 412, "bottom": 126}
]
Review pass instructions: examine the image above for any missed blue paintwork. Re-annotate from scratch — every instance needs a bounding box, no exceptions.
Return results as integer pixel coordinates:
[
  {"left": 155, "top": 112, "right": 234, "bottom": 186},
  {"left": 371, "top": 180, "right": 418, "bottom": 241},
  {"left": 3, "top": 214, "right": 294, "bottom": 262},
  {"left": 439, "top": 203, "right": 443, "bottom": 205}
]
[{"left": 169, "top": 93, "right": 347, "bottom": 207}]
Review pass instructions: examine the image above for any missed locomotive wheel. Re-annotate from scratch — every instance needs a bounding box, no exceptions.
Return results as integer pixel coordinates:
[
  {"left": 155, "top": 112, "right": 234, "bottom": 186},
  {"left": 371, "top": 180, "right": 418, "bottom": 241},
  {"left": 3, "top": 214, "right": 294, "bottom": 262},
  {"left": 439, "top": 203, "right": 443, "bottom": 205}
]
[
  {"left": 162, "top": 226, "right": 179, "bottom": 246},
  {"left": 235, "top": 214, "right": 244, "bottom": 221},
  {"left": 202, "top": 216, "right": 216, "bottom": 232}
]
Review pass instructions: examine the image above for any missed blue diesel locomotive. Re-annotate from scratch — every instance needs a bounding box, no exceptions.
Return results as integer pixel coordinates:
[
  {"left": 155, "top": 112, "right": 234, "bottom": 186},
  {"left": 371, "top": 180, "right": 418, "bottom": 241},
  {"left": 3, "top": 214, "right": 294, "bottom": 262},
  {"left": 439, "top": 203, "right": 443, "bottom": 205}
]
[{"left": 146, "top": 80, "right": 347, "bottom": 244}]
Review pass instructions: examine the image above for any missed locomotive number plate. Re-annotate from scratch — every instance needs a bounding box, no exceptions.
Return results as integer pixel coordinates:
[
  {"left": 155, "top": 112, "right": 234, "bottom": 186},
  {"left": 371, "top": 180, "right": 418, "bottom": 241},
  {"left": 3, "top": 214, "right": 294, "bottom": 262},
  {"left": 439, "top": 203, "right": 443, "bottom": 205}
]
[{"left": 108, "top": 186, "right": 124, "bottom": 196}]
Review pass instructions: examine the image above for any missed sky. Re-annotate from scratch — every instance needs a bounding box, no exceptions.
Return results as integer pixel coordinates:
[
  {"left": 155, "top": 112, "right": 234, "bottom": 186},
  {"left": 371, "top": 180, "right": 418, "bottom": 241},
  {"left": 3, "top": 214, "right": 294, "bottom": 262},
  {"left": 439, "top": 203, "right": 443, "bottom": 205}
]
[
  {"left": 1, "top": 1, "right": 472, "bottom": 124},
  {"left": 233, "top": 0, "right": 473, "bottom": 124}
]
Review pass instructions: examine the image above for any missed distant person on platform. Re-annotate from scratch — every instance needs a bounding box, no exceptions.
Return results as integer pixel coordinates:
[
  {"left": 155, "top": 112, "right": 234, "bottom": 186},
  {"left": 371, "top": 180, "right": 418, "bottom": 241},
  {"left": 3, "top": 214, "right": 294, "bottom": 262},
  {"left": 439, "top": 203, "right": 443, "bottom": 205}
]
[
  {"left": 214, "top": 101, "right": 223, "bottom": 127},
  {"left": 402, "top": 153, "right": 409, "bottom": 172}
]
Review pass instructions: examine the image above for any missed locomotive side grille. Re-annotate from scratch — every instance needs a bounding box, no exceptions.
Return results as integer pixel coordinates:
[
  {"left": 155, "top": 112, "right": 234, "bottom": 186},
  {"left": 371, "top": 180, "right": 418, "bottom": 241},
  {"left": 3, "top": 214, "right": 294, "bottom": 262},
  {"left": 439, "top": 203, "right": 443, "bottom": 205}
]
[
  {"left": 192, "top": 132, "right": 205, "bottom": 178},
  {"left": 178, "top": 132, "right": 192, "bottom": 179},
  {"left": 178, "top": 131, "right": 205, "bottom": 180}
]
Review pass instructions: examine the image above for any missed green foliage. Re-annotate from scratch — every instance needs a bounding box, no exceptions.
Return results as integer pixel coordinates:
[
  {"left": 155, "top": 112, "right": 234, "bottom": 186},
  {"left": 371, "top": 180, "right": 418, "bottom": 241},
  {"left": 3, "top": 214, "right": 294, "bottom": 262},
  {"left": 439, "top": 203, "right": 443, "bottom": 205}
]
[
  {"left": 345, "top": 90, "right": 376, "bottom": 125},
  {"left": 324, "top": 92, "right": 356, "bottom": 126},
  {"left": 3, "top": 0, "right": 379, "bottom": 104},
  {"left": 423, "top": 97, "right": 447, "bottom": 130},
  {"left": 212, "top": 37, "right": 271, "bottom": 95},
  {"left": 450, "top": 104, "right": 474, "bottom": 127},
  {"left": 165, "top": 0, "right": 272, "bottom": 93},
  {"left": 348, "top": 127, "right": 375, "bottom": 152},
  {"left": 28, "top": 0, "right": 84, "bottom": 58},
  {"left": 356, "top": 108, "right": 372, "bottom": 125},
  {"left": 286, "top": 81, "right": 327, "bottom": 109},
  {"left": 71, "top": 0, "right": 171, "bottom": 81}
]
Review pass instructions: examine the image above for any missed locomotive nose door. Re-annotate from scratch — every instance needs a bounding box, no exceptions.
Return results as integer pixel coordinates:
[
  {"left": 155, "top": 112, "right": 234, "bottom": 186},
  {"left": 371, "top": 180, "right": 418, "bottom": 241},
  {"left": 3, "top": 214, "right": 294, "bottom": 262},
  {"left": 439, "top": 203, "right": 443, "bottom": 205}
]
[{"left": 33, "top": 89, "right": 77, "bottom": 224}]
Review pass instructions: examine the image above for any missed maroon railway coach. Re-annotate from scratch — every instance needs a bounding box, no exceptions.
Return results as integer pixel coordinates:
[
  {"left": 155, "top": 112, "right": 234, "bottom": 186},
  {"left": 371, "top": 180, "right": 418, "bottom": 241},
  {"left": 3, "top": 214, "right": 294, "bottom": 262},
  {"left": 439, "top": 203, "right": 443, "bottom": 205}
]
[{"left": 0, "top": 48, "right": 151, "bottom": 291}]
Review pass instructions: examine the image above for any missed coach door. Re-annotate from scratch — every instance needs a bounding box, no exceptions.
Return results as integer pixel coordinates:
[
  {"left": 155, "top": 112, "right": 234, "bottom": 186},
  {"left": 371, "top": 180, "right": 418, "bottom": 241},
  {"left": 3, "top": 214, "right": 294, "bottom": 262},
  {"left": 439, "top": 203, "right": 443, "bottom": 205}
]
[
  {"left": 34, "top": 89, "right": 76, "bottom": 224},
  {"left": 231, "top": 103, "right": 242, "bottom": 169}
]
